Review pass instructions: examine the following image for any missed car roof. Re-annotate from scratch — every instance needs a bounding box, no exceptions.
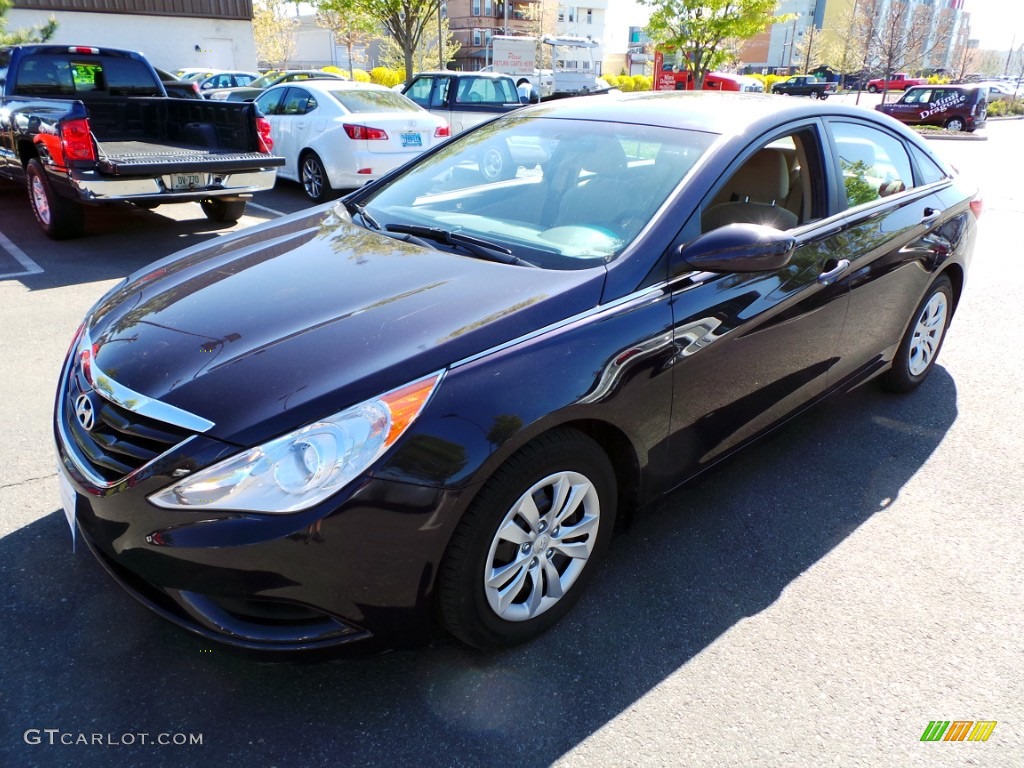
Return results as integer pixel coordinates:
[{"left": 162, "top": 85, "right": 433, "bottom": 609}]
[{"left": 517, "top": 91, "right": 902, "bottom": 137}]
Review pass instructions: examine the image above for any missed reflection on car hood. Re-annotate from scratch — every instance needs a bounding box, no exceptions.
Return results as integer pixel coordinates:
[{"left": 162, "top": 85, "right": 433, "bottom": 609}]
[{"left": 86, "top": 204, "right": 603, "bottom": 445}]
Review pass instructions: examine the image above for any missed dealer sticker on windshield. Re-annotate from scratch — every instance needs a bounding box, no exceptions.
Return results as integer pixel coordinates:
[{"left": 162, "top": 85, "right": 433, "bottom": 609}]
[{"left": 400, "top": 132, "right": 422, "bottom": 148}]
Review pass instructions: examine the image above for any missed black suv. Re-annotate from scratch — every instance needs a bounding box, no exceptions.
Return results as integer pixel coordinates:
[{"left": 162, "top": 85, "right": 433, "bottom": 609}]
[{"left": 876, "top": 84, "right": 987, "bottom": 132}]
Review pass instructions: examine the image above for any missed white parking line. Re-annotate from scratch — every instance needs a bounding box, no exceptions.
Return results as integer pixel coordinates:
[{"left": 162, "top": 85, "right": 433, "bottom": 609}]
[
  {"left": 246, "top": 201, "right": 287, "bottom": 217},
  {"left": 0, "top": 231, "right": 43, "bottom": 279}
]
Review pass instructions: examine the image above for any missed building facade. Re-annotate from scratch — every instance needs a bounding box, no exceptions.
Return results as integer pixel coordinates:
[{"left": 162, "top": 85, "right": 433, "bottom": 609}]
[
  {"left": 7, "top": 0, "right": 257, "bottom": 71},
  {"left": 739, "top": 0, "right": 967, "bottom": 75}
]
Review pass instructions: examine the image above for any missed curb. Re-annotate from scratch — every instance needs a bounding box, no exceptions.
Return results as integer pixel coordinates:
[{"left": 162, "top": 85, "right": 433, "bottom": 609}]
[{"left": 918, "top": 132, "right": 988, "bottom": 141}]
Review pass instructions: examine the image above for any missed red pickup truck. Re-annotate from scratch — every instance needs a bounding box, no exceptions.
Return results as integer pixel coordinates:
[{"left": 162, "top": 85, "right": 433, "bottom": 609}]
[{"left": 867, "top": 73, "right": 926, "bottom": 92}]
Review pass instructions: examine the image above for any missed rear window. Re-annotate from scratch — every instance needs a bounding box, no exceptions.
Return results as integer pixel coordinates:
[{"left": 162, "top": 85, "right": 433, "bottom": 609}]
[
  {"left": 14, "top": 54, "right": 161, "bottom": 96},
  {"left": 329, "top": 89, "right": 420, "bottom": 113}
]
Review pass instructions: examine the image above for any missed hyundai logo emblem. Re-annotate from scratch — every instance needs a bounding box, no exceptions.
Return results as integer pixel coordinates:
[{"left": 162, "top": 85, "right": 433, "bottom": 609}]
[{"left": 74, "top": 393, "right": 96, "bottom": 431}]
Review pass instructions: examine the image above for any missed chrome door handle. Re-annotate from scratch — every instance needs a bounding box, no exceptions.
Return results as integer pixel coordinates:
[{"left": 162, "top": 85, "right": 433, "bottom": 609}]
[
  {"left": 817, "top": 259, "right": 850, "bottom": 285},
  {"left": 921, "top": 207, "right": 941, "bottom": 225}
]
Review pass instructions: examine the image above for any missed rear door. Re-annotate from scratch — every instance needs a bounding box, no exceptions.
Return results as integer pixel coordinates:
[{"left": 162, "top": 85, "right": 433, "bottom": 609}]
[{"left": 823, "top": 118, "right": 957, "bottom": 385}]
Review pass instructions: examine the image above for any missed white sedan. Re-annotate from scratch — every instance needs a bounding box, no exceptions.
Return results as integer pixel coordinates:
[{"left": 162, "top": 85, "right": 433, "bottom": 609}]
[{"left": 254, "top": 81, "right": 451, "bottom": 202}]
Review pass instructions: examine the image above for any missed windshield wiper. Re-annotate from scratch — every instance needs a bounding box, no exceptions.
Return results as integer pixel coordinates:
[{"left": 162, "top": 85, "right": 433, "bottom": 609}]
[
  {"left": 343, "top": 200, "right": 382, "bottom": 231},
  {"left": 385, "top": 224, "right": 536, "bottom": 267}
]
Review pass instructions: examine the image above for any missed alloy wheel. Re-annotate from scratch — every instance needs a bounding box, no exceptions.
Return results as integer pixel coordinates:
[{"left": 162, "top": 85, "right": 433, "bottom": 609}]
[{"left": 483, "top": 470, "right": 601, "bottom": 622}]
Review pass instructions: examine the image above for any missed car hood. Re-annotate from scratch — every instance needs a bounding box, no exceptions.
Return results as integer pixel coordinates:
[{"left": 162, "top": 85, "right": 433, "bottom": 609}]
[{"left": 85, "top": 204, "right": 604, "bottom": 445}]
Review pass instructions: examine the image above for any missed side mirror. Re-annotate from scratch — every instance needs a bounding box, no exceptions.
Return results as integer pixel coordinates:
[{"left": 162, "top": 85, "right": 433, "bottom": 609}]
[
  {"left": 675, "top": 223, "right": 796, "bottom": 275},
  {"left": 529, "top": 90, "right": 541, "bottom": 104}
]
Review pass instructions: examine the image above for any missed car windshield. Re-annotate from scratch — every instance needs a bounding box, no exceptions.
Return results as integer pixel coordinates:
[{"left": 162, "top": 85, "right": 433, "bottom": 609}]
[
  {"left": 329, "top": 89, "right": 420, "bottom": 113},
  {"left": 251, "top": 73, "right": 281, "bottom": 88},
  {"left": 361, "top": 115, "right": 714, "bottom": 270}
]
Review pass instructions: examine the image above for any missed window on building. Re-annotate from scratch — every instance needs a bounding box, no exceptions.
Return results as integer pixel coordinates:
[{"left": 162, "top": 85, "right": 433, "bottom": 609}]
[
  {"left": 473, "top": 29, "right": 482, "bottom": 45},
  {"left": 472, "top": 0, "right": 480, "bottom": 15},
  {"left": 484, "top": 0, "right": 492, "bottom": 15},
  {"left": 586, "top": 8, "right": 592, "bottom": 24}
]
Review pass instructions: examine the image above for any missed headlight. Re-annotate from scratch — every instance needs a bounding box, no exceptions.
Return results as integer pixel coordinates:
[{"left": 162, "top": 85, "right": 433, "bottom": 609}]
[{"left": 148, "top": 372, "right": 444, "bottom": 513}]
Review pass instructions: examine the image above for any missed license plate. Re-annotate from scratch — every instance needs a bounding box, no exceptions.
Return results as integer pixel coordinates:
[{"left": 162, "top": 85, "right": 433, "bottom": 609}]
[
  {"left": 57, "top": 463, "right": 77, "bottom": 551},
  {"left": 400, "top": 132, "right": 422, "bottom": 148},
  {"left": 168, "top": 173, "right": 204, "bottom": 190}
]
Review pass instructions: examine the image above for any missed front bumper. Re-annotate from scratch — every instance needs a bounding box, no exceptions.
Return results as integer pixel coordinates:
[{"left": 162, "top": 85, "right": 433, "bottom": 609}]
[
  {"left": 53, "top": 341, "right": 469, "bottom": 655},
  {"left": 56, "top": 440, "right": 467, "bottom": 655}
]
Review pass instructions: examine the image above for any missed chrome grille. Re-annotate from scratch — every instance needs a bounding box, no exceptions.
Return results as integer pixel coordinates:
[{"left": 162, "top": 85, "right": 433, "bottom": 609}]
[{"left": 60, "top": 353, "right": 195, "bottom": 485}]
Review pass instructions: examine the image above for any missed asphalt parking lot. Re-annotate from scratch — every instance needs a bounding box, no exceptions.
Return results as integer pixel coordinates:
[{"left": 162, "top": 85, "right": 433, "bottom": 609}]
[{"left": 1, "top": 119, "right": 1022, "bottom": 768}]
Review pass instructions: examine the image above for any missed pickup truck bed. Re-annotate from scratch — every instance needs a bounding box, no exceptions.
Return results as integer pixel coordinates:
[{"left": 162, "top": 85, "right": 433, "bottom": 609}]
[{"left": 0, "top": 44, "right": 283, "bottom": 239}]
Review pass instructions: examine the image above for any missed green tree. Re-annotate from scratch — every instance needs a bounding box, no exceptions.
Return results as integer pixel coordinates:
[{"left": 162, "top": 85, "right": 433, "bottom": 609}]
[
  {"left": 0, "top": 0, "right": 56, "bottom": 44},
  {"left": 328, "top": 0, "right": 443, "bottom": 83},
  {"left": 644, "top": 0, "right": 783, "bottom": 89},
  {"left": 377, "top": 11, "right": 459, "bottom": 73},
  {"left": 253, "top": 0, "right": 299, "bottom": 68},
  {"left": 314, "top": 2, "right": 378, "bottom": 79}
]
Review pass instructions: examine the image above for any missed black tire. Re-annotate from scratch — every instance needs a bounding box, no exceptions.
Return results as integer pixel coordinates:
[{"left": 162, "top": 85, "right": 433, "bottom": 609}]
[
  {"left": 200, "top": 198, "right": 246, "bottom": 222},
  {"left": 26, "top": 158, "right": 85, "bottom": 240},
  {"left": 945, "top": 117, "right": 965, "bottom": 132},
  {"left": 300, "top": 152, "right": 334, "bottom": 203},
  {"left": 438, "top": 429, "right": 617, "bottom": 649},
  {"left": 479, "top": 144, "right": 516, "bottom": 182},
  {"left": 818, "top": 92, "right": 829, "bottom": 100},
  {"left": 881, "top": 275, "right": 954, "bottom": 393},
  {"left": 868, "top": 84, "right": 879, "bottom": 93}
]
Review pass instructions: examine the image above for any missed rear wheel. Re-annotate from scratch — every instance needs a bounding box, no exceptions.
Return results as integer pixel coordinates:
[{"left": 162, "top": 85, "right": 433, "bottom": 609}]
[
  {"left": 818, "top": 92, "right": 829, "bottom": 100},
  {"left": 26, "top": 159, "right": 84, "bottom": 240},
  {"left": 945, "top": 117, "right": 965, "bottom": 132},
  {"left": 300, "top": 152, "right": 333, "bottom": 203},
  {"left": 438, "top": 430, "right": 617, "bottom": 649},
  {"left": 881, "top": 275, "right": 953, "bottom": 393},
  {"left": 200, "top": 198, "right": 246, "bottom": 222}
]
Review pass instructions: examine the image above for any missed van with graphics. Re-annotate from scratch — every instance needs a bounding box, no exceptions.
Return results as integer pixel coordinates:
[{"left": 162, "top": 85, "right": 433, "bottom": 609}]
[{"left": 875, "top": 84, "right": 988, "bottom": 132}]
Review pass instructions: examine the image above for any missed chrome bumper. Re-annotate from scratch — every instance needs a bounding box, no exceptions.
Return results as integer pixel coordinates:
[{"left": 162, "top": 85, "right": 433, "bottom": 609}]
[{"left": 67, "top": 168, "right": 279, "bottom": 202}]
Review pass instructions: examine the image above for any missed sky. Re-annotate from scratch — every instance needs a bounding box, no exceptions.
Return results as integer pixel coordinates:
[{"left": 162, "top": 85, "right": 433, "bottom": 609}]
[{"left": 964, "top": 0, "right": 1024, "bottom": 50}]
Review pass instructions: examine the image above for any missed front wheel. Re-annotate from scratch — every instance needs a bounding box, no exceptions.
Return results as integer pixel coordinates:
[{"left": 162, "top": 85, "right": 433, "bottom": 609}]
[
  {"left": 945, "top": 117, "right": 965, "bottom": 132},
  {"left": 438, "top": 430, "right": 617, "bottom": 649},
  {"left": 881, "top": 275, "right": 953, "bottom": 393},
  {"left": 26, "top": 159, "right": 84, "bottom": 240},
  {"left": 200, "top": 198, "right": 246, "bottom": 222},
  {"left": 868, "top": 84, "right": 879, "bottom": 93}
]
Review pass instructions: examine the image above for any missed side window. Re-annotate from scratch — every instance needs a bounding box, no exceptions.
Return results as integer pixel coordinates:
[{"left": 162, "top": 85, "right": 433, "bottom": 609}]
[
  {"left": 701, "top": 130, "right": 823, "bottom": 233},
  {"left": 908, "top": 144, "right": 950, "bottom": 186},
  {"left": 430, "top": 77, "right": 451, "bottom": 108},
  {"left": 254, "top": 88, "right": 285, "bottom": 116},
  {"left": 405, "top": 77, "right": 433, "bottom": 107},
  {"left": 831, "top": 122, "right": 914, "bottom": 207},
  {"left": 281, "top": 87, "right": 315, "bottom": 115}
]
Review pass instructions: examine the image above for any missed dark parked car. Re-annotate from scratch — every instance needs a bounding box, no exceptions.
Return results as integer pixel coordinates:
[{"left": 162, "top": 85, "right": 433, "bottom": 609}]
[
  {"left": 875, "top": 84, "right": 988, "bottom": 132},
  {"left": 205, "top": 69, "right": 345, "bottom": 102},
  {"left": 55, "top": 92, "right": 978, "bottom": 656}
]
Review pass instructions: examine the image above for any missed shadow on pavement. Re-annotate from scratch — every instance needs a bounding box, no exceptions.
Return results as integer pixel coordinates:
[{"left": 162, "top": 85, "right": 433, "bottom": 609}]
[{"left": 0, "top": 369, "right": 958, "bottom": 768}]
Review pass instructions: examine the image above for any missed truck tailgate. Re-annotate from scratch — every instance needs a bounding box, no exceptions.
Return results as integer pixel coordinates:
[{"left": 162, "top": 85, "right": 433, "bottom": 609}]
[{"left": 97, "top": 140, "right": 283, "bottom": 176}]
